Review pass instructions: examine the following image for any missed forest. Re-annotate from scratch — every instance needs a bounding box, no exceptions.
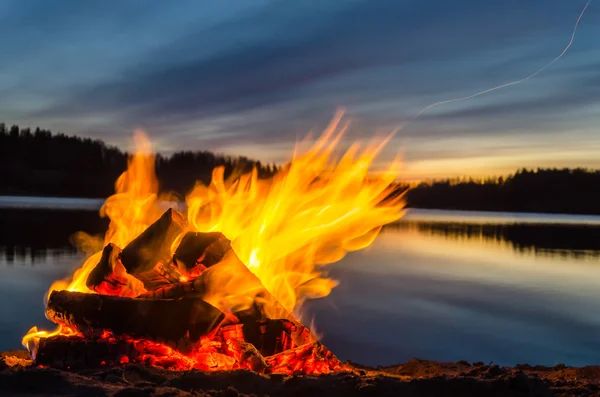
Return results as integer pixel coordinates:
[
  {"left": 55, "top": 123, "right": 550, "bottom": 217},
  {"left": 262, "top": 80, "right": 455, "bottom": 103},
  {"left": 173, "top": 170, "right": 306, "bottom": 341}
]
[
  {"left": 405, "top": 169, "right": 600, "bottom": 215},
  {"left": 0, "top": 123, "right": 276, "bottom": 198},
  {"left": 2, "top": 123, "right": 599, "bottom": 215}
]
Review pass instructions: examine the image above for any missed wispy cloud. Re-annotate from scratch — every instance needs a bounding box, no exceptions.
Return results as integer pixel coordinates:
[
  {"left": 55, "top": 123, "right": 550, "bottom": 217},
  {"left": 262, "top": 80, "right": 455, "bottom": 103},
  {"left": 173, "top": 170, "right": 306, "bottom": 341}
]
[{"left": 0, "top": 0, "right": 598, "bottom": 177}]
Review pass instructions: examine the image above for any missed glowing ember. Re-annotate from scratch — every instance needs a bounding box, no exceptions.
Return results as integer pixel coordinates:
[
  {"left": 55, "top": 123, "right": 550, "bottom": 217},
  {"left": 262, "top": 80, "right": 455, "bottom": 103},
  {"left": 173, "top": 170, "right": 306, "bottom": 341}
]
[{"left": 23, "top": 112, "right": 405, "bottom": 374}]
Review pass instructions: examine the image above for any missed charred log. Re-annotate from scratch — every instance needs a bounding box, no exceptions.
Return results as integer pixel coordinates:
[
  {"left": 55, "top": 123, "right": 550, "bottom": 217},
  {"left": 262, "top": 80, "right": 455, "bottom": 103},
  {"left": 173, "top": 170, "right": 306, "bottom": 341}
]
[
  {"left": 223, "top": 338, "right": 268, "bottom": 373},
  {"left": 234, "top": 302, "right": 314, "bottom": 351},
  {"left": 240, "top": 319, "right": 297, "bottom": 357},
  {"left": 137, "top": 277, "right": 205, "bottom": 300},
  {"left": 131, "top": 260, "right": 183, "bottom": 292},
  {"left": 46, "top": 290, "right": 225, "bottom": 348},
  {"left": 174, "top": 231, "right": 231, "bottom": 273},
  {"left": 35, "top": 335, "right": 241, "bottom": 371},
  {"left": 137, "top": 248, "right": 317, "bottom": 348},
  {"left": 36, "top": 335, "right": 138, "bottom": 369},
  {"left": 121, "top": 208, "right": 188, "bottom": 290},
  {"left": 85, "top": 243, "right": 141, "bottom": 297},
  {"left": 265, "top": 342, "right": 345, "bottom": 375},
  {"left": 86, "top": 243, "right": 120, "bottom": 288}
]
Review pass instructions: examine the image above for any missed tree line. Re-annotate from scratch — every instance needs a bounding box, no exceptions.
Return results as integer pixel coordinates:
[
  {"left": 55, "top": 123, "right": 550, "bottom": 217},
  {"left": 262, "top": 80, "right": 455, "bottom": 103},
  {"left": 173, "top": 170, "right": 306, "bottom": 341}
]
[
  {"left": 0, "top": 123, "right": 277, "bottom": 198},
  {"left": 404, "top": 168, "right": 600, "bottom": 215},
  {"left": 3, "top": 123, "right": 599, "bottom": 215}
]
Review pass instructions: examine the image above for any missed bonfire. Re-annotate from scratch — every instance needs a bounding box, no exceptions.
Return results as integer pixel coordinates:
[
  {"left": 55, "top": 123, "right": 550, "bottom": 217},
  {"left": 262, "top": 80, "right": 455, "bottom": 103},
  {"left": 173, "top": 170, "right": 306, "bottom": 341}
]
[{"left": 22, "top": 113, "right": 405, "bottom": 374}]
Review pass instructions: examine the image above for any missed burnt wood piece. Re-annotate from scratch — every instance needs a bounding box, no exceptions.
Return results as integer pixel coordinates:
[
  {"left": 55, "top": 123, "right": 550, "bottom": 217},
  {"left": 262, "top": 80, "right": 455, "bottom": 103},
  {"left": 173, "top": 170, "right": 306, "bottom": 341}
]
[
  {"left": 85, "top": 243, "right": 140, "bottom": 297},
  {"left": 121, "top": 208, "right": 188, "bottom": 290},
  {"left": 234, "top": 302, "right": 314, "bottom": 352},
  {"left": 265, "top": 342, "right": 345, "bottom": 374},
  {"left": 138, "top": 249, "right": 317, "bottom": 349},
  {"left": 240, "top": 319, "right": 297, "bottom": 357},
  {"left": 35, "top": 335, "right": 270, "bottom": 372},
  {"left": 137, "top": 277, "right": 205, "bottom": 300},
  {"left": 35, "top": 335, "right": 138, "bottom": 369},
  {"left": 86, "top": 243, "right": 121, "bottom": 288},
  {"left": 224, "top": 338, "right": 268, "bottom": 373},
  {"left": 46, "top": 290, "right": 225, "bottom": 348},
  {"left": 174, "top": 231, "right": 231, "bottom": 271},
  {"left": 132, "top": 260, "right": 182, "bottom": 292}
]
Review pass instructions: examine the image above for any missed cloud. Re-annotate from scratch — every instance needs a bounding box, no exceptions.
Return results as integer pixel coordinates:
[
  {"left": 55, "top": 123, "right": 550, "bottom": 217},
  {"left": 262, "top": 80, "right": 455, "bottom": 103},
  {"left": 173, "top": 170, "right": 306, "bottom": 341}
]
[{"left": 0, "top": 0, "right": 598, "bottom": 173}]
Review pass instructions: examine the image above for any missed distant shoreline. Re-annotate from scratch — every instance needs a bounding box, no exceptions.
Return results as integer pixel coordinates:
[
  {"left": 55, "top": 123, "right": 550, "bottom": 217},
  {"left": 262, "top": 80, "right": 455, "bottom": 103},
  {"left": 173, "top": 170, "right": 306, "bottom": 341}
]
[
  {"left": 4, "top": 125, "right": 600, "bottom": 217},
  {"left": 3, "top": 196, "right": 600, "bottom": 225}
]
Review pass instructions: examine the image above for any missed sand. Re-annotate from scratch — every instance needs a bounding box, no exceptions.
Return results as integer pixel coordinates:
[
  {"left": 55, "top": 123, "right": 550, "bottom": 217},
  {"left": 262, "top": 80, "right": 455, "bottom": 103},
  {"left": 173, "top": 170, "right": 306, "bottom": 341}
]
[{"left": 2, "top": 350, "right": 598, "bottom": 396}]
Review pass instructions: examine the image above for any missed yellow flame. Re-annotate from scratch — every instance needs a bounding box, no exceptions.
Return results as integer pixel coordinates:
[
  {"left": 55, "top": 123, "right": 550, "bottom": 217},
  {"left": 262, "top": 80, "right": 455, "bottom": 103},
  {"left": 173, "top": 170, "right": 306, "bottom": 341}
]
[
  {"left": 22, "top": 131, "right": 160, "bottom": 348},
  {"left": 187, "top": 111, "right": 405, "bottom": 316},
  {"left": 23, "top": 112, "right": 405, "bottom": 349}
]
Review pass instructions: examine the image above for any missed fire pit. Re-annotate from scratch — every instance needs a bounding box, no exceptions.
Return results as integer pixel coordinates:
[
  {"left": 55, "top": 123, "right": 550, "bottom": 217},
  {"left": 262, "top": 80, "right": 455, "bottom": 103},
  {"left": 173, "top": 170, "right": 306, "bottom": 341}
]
[{"left": 22, "top": 115, "right": 405, "bottom": 375}]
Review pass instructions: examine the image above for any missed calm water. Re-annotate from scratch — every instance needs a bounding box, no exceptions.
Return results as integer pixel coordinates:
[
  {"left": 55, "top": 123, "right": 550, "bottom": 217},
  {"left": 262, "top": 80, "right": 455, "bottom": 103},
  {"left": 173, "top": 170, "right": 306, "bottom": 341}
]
[{"left": 3, "top": 203, "right": 600, "bottom": 367}]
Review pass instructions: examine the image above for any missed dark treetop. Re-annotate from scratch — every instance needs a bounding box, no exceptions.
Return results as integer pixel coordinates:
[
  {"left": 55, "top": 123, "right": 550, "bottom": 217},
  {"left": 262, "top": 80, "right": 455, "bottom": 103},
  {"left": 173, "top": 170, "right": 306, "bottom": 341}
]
[
  {"left": 0, "top": 123, "right": 277, "bottom": 198},
  {"left": 404, "top": 168, "right": 600, "bottom": 215}
]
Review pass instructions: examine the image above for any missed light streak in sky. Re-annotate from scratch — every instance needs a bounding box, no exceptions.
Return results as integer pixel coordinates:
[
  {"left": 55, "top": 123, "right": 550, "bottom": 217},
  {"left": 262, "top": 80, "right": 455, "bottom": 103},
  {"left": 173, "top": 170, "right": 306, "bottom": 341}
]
[{"left": 397, "top": 0, "right": 594, "bottom": 132}]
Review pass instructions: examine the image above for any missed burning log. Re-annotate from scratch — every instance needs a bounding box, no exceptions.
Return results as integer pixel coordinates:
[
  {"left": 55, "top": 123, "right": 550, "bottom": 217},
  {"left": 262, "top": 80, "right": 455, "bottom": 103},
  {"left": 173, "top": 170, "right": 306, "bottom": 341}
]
[
  {"left": 234, "top": 302, "right": 314, "bottom": 352},
  {"left": 136, "top": 277, "right": 204, "bottom": 300},
  {"left": 174, "top": 231, "right": 231, "bottom": 273},
  {"left": 223, "top": 338, "right": 268, "bottom": 373},
  {"left": 241, "top": 319, "right": 297, "bottom": 357},
  {"left": 137, "top": 248, "right": 316, "bottom": 349},
  {"left": 35, "top": 335, "right": 240, "bottom": 371},
  {"left": 36, "top": 335, "right": 138, "bottom": 370},
  {"left": 46, "top": 290, "right": 225, "bottom": 348},
  {"left": 85, "top": 243, "right": 141, "bottom": 297},
  {"left": 34, "top": 212, "right": 323, "bottom": 371},
  {"left": 265, "top": 342, "right": 345, "bottom": 375},
  {"left": 121, "top": 208, "right": 188, "bottom": 290}
]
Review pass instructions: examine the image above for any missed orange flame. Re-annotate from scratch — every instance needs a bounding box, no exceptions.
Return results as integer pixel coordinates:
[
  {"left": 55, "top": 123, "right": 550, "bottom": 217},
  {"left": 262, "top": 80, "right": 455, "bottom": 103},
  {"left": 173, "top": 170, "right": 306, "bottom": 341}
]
[
  {"left": 187, "top": 112, "right": 404, "bottom": 317},
  {"left": 23, "top": 112, "right": 405, "bottom": 359}
]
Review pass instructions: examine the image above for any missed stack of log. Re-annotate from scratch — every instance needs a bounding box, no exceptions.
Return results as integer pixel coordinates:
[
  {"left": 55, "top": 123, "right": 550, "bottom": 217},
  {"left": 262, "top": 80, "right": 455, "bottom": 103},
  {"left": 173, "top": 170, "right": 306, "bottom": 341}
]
[{"left": 36, "top": 208, "right": 342, "bottom": 374}]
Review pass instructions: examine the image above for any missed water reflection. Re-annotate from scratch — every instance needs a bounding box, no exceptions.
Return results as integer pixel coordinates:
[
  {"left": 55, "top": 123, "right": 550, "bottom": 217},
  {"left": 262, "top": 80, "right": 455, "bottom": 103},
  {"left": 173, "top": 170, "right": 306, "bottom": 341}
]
[
  {"left": 0, "top": 209, "right": 106, "bottom": 249},
  {"left": 389, "top": 221, "right": 600, "bottom": 258},
  {"left": 0, "top": 246, "right": 78, "bottom": 266},
  {"left": 309, "top": 223, "right": 600, "bottom": 367},
  {"left": 0, "top": 247, "right": 82, "bottom": 352}
]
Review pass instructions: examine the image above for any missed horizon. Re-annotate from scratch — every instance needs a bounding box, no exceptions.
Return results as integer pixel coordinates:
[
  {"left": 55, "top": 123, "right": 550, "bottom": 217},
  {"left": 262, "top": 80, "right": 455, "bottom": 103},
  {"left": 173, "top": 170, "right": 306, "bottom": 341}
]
[
  {"left": 6, "top": 122, "right": 600, "bottom": 185},
  {"left": 0, "top": 1, "right": 599, "bottom": 180}
]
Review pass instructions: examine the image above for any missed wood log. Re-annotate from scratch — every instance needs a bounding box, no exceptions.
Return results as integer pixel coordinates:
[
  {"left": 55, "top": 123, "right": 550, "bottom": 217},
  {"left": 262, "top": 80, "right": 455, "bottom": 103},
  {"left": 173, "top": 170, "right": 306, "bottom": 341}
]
[
  {"left": 234, "top": 302, "right": 314, "bottom": 353},
  {"left": 86, "top": 243, "right": 121, "bottom": 288},
  {"left": 173, "top": 231, "right": 231, "bottom": 273},
  {"left": 240, "top": 319, "right": 297, "bottom": 357},
  {"left": 36, "top": 335, "right": 138, "bottom": 369},
  {"left": 131, "top": 260, "right": 183, "bottom": 292},
  {"left": 121, "top": 208, "right": 188, "bottom": 290},
  {"left": 223, "top": 338, "right": 268, "bottom": 373},
  {"left": 36, "top": 335, "right": 270, "bottom": 372},
  {"left": 35, "top": 335, "right": 240, "bottom": 371},
  {"left": 137, "top": 249, "right": 316, "bottom": 350},
  {"left": 264, "top": 342, "right": 345, "bottom": 375},
  {"left": 85, "top": 243, "right": 141, "bottom": 297},
  {"left": 46, "top": 290, "right": 225, "bottom": 349},
  {"left": 136, "top": 277, "right": 205, "bottom": 300}
]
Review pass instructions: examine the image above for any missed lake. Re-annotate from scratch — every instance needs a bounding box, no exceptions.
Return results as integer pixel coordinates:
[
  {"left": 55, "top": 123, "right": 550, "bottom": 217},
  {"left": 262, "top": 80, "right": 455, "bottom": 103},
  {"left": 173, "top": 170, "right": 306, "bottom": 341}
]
[{"left": 2, "top": 201, "right": 600, "bottom": 368}]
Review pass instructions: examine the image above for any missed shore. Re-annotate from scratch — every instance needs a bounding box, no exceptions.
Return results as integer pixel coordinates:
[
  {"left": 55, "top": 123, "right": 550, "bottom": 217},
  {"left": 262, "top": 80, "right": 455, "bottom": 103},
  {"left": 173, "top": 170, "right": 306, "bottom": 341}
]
[{"left": 2, "top": 350, "right": 598, "bottom": 396}]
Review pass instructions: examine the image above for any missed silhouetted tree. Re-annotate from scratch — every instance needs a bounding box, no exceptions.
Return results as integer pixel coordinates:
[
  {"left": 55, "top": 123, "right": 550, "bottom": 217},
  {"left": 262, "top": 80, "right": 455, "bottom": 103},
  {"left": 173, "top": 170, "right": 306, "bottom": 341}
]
[
  {"left": 0, "top": 123, "right": 277, "bottom": 198},
  {"left": 403, "top": 168, "right": 600, "bottom": 215}
]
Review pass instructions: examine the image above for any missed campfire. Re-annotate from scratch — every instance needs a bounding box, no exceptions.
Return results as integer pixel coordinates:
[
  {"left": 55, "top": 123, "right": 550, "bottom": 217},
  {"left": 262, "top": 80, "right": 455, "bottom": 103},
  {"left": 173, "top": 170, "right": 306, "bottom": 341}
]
[{"left": 22, "top": 113, "right": 405, "bottom": 374}]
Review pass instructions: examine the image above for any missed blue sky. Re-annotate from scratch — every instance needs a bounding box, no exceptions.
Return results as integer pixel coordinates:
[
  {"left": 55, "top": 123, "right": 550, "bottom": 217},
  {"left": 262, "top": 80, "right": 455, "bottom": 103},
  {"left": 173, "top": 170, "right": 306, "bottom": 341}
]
[{"left": 0, "top": 0, "right": 599, "bottom": 179}]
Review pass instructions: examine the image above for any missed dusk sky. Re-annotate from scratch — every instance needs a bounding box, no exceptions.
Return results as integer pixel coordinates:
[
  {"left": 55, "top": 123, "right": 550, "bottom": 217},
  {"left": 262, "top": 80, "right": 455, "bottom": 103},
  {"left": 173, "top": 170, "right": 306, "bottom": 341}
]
[{"left": 1, "top": 0, "right": 599, "bottom": 180}]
